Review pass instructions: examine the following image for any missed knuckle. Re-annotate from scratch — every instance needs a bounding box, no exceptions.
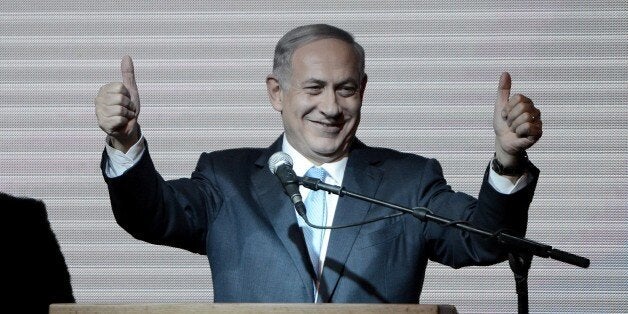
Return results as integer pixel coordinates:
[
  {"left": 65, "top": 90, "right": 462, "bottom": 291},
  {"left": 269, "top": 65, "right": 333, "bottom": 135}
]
[
  {"left": 113, "top": 93, "right": 125, "bottom": 104},
  {"left": 512, "top": 94, "right": 524, "bottom": 102},
  {"left": 113, "top": 105, "right": 123, "bottom": 115},
  {"left": 107, "top": 82, "right": 121, "bottom": 90},
  {"left": 108, "top": 83, "right": 127, "bottom": 94},
  {"left": 118, "top": 106, "right": 130, "bottom": 117},
  {"left": 112, "top": 116, "right": 127, "bottom": 126}
]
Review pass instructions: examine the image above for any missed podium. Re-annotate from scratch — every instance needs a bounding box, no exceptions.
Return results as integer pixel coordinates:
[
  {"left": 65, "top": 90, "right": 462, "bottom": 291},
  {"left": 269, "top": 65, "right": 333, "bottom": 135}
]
[{"left": 50, "top": 303, "right": 458, "bottom": 313}]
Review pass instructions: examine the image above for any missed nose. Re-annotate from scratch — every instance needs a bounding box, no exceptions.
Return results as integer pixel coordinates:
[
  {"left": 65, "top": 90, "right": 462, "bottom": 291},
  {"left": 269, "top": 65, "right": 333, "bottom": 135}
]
[{"left": 319, "top": 88, "right": 342, "bottom": 117}]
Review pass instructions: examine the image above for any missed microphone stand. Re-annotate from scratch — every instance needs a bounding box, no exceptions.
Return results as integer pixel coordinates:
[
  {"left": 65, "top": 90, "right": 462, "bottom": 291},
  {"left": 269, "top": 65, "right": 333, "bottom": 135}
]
[{"left": 299, "top": 176, "right": 590, "bottom": 313}]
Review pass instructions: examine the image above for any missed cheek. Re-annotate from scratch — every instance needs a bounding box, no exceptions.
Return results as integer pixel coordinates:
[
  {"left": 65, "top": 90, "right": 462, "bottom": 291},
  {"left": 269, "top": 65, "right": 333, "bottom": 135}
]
[
  {"left": 287, "top": 95, "right": 313, "bottom": 114},
  {"left": 341, "top": 100, "right": 362, "bottom": 117},
  {"left": 281, "top": 102, "right": 307, "bottom": 130}
]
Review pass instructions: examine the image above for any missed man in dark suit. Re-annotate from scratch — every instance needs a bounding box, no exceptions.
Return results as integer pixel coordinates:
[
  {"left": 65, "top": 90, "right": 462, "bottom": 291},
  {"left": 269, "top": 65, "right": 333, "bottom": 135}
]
[
  {"left": 2, "top": 192, "right": 75, "bottom": 312},
  {"left": 95, "top": 24, "right": 542, "bottom": 303}
]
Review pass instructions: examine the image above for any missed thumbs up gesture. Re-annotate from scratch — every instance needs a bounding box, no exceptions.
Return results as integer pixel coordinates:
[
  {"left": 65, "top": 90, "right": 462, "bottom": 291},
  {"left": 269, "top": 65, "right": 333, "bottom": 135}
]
[
  {"left": 493, "top": 72, "right": 543, "bottom": 168},
  {"left": 95, "top": 56, "right": 141, "bottom": 152}
]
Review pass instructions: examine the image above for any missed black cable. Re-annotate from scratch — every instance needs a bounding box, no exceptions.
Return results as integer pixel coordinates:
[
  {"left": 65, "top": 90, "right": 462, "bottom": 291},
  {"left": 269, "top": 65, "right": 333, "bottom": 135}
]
[{"left": 303, "top": 212, "right": 406, "bottom": 229}]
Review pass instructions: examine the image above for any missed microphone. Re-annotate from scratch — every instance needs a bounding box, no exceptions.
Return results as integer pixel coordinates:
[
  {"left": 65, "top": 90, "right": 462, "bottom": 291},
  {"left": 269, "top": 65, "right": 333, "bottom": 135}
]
[
  {"left": 268, "top": 152, "right": 307, "bottom": 218},
  {"left": 270, "top": 152, "right": 389, "bottom": 231}
]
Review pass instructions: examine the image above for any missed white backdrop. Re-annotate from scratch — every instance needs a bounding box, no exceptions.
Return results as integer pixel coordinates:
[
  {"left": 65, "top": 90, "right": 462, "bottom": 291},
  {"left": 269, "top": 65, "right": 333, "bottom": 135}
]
[{"left": 1, "top": 1, "right": 626, "bottom": 313}]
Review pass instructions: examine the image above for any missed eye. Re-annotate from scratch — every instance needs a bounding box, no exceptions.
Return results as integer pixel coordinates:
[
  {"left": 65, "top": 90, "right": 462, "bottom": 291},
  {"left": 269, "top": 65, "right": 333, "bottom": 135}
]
[
  {"left": 305, "top": 86, "right": 323, "bottom": 95},
  {"left": 338, "top": 86, "right": 357, "bottom": 97}
]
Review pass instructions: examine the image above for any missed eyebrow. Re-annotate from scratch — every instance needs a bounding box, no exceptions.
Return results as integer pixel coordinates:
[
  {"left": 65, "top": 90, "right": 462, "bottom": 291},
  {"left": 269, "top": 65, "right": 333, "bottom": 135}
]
[
  {"left": 334, "top": 79, "right": 358, "bottom": 88},
  {"left": 301, "top": 78, "right": 358, "bottom": 88},
  {"left": 302, "top": 78, "right": 326, "bottom": 86}
]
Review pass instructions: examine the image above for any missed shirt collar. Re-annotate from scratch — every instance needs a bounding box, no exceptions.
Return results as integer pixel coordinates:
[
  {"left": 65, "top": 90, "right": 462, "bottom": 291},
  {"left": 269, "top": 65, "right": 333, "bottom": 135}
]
[{"left": 281, "top": 136, "right": 347, "bottom": 185}]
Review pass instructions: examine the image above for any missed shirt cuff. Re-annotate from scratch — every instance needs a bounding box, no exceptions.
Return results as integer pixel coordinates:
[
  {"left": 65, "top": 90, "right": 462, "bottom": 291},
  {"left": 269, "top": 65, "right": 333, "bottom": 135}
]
[
  {"left": 487, "top": 166, "right": 534, "bottom": 194},
  {"left": 104, "top": 134, "right": 146, "bottom": 178}
]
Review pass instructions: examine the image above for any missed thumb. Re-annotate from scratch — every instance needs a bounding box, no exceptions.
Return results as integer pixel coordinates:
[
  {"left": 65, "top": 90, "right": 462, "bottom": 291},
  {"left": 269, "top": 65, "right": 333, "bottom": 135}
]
[
  {"left": 495, "top": 71, "right": 511, "bottom": 119},
  {"left": 121, "top": 55, "right": 140, "bottom": 114}
]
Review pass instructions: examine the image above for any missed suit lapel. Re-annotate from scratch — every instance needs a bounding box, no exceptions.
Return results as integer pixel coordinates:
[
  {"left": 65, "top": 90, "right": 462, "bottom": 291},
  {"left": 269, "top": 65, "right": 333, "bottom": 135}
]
[
  {"left": 318, "top": 141, "right": 384, "bottom": 302},
  {"left": 251, "top": 137, "right": 316, "bottom": 299}
]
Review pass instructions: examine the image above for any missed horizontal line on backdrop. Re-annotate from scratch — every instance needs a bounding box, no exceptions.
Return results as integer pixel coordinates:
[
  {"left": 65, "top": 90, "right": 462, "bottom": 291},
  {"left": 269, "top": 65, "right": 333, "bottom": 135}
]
[
  {"left": 3, "top": 174, "right": 625, "bottom": 179},
  {"left": 1, "top": 11, "right": 625, "bottom": 18},
  {"left": 2, "top": 82, "right": 626, "bottom": 88},
  {"left": 0, "top": 56, "right": 625, "bottom": 62},
  {"left": 1, "top": 34, "right": 624, "bottom": 41},
  {"left": 2, "top": 58, "right": 626, "bottom": 67},
  {"left": 2, "top": 127, "right": 626, "bottom": 131},
  {"left": 3, "top": 104, "right": 624, "bottom": 108},
  {"left": 0, "top": 127, "right": 283, "bottom": 131}
]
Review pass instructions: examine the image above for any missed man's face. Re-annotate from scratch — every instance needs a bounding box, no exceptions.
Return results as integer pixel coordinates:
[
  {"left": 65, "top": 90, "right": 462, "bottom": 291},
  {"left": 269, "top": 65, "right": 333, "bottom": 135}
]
[{"left": 269, "top": 38, "right": 366, "bottom": 164}]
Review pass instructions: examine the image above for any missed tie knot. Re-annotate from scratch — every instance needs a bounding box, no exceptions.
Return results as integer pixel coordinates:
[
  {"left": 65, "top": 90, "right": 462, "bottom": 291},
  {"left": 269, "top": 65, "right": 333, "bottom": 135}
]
[{"left": 306, "top": 166, "right": 327, "bottom": 180}]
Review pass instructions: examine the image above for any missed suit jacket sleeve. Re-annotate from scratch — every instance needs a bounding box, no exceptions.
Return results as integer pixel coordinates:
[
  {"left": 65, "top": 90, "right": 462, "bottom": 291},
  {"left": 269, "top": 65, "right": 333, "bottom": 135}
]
[
  {"left": 420, "top": 157, "right": 539, "bottom": 268},
  {"left": 101, "top": 144, "right": 218, "bottom": 255}
]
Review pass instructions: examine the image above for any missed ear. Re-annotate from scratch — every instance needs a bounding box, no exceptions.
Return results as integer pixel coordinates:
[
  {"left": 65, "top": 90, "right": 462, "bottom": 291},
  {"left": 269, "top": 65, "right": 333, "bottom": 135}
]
[
  {"left": 359, "top": 74, "right": 368, "bottom": 102},
  {"left": 266, "top": 74, "right": 283, "bottom": 112}
]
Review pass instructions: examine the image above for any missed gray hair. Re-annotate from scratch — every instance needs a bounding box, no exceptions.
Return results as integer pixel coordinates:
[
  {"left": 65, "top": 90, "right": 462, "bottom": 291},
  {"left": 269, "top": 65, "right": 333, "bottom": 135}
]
[{"left": 272, "top": 24, "right": 366, "bottom": 88}]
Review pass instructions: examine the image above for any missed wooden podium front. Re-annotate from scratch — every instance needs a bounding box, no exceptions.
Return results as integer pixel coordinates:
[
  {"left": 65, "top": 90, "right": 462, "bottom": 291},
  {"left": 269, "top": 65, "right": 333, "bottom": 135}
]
[{"left": 50, "top": 303, "right": 458, "bottom": 313}]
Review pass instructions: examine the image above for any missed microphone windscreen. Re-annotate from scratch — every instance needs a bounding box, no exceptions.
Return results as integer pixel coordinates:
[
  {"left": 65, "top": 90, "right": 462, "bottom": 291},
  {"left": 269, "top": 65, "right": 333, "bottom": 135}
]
[{"left": 268, "top": 151, "right": 293, "bottom": 174}]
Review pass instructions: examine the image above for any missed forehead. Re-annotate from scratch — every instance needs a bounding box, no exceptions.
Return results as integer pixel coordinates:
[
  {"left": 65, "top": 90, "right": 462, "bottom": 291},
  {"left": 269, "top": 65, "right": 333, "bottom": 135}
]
[{"left": 290, "top": 38, "right": 360, "bottom": 80}]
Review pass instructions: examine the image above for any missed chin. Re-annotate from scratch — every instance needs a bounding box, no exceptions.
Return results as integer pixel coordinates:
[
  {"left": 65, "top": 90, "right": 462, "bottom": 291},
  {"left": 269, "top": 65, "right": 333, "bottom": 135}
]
[{"left": 310, "top": 140, "right": 349, "bottom": 159}]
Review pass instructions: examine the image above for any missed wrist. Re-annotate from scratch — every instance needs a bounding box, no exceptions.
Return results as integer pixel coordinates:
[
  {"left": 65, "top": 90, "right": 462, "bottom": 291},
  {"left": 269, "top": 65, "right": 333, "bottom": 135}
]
[
  {"left": 491, "top": 150, "right": 529, "bottom": 176},
  {"left": 108, "top": 127, "right": 141, "bottom": 153}
]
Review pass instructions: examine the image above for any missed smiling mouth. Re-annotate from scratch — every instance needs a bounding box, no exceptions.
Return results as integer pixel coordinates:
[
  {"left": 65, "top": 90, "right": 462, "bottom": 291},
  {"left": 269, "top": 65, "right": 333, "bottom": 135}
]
[{"left": 312, "top": 120, "right": 344, "bottom": 130}]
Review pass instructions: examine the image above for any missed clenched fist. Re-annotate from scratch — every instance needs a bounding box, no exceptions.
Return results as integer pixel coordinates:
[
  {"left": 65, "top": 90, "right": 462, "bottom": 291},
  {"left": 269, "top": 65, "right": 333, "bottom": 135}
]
[
  {"left": 493, "top": 72, "right": 543, "bottom": 170},
  {"left": 95, "top": 55, "right": 141, "bottom": 152}
]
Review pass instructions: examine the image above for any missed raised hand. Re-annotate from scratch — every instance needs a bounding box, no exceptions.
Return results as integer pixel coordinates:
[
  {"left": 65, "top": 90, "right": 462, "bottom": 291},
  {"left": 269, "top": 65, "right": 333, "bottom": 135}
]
[
  {"left": 95, "top": 55, "right": 141, "bottom": 152},
  {"left": 493, "top": 72, "right": 543, "bottom": 167}
]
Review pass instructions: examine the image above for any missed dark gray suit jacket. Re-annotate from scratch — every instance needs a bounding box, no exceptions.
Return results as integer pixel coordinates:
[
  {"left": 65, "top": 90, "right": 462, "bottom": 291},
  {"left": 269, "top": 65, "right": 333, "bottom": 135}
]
[{"left": 102, "top": 136, "right": 538, "bottom": 303}]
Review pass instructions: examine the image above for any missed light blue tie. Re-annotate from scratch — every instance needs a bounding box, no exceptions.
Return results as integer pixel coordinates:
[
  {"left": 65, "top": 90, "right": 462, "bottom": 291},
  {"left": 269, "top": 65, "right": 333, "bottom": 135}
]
[{"left": 299, "top": 166, "right": 328, "bottom": 280}]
